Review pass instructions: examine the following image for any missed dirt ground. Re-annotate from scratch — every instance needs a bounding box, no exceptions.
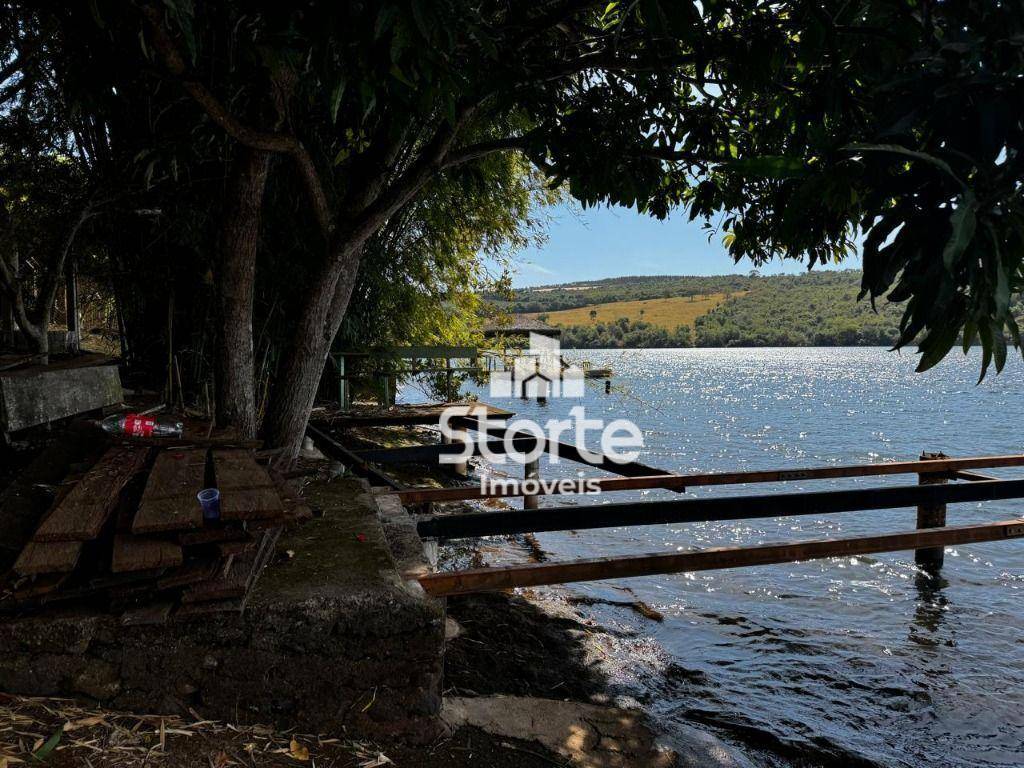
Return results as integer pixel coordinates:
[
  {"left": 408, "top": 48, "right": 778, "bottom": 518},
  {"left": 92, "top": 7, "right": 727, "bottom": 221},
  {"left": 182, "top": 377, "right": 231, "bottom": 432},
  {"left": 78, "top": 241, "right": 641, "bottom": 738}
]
[
  {"left": 1, "top": 692, "right": 568, "bottom": 767},
  {"left": 0, "top": 588, "right": 588, "bottom": 767},
  {"left": 0, "top": 421, "right": 640, "bottom": 768}
]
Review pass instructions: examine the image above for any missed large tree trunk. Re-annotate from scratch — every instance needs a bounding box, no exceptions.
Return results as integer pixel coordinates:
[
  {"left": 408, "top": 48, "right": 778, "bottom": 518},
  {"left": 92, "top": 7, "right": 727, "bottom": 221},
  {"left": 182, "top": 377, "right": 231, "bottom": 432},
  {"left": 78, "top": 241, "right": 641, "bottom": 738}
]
[
  {"left": 215, "top": 148, "right": 270, "bottom": 439},
  {"left": 261, "top": 242, "right": 363, "bottom": 456}
]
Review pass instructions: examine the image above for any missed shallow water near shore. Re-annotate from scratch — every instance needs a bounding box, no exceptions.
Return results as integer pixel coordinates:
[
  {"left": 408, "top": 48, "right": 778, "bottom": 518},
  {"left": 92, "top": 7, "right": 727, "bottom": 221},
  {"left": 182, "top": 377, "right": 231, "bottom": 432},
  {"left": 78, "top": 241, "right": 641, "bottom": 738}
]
[{"left": 405, "top": 347, "right": 1024, "bottom": 767}]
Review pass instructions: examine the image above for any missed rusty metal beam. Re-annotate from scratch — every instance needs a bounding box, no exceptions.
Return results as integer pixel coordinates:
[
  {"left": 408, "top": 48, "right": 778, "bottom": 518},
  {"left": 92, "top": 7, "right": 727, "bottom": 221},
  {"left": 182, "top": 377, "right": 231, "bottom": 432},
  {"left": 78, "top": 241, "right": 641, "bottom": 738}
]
[
  {"left": 386, "top": 454, "right": 1024, "bottom": 505},
  {"left": 416, "top": 477, "right": 1024, "bottom": 539},
  {"left": 418, "top": 518, "right": 1024, "bottom": 596}
]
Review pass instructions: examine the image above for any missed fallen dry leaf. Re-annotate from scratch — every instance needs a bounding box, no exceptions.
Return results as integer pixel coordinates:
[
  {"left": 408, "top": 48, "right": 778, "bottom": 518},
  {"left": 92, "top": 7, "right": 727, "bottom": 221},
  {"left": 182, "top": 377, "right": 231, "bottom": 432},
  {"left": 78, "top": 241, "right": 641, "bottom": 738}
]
[
  {"left": 359, "top": 754, "right": 393, "bottom": 768},
  {"left": 64, "top": 716, "right": 107, "bottom": 732},
  {"left": 288, "top": 739, "right": 310, "bottom": 762}
]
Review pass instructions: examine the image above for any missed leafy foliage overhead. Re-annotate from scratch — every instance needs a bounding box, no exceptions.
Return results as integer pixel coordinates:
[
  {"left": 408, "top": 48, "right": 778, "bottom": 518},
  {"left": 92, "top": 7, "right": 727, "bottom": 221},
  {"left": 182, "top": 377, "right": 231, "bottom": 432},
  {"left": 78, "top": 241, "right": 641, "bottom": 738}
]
[{"left": 4, "top": 0, "right": 1022, "bottom": 384}]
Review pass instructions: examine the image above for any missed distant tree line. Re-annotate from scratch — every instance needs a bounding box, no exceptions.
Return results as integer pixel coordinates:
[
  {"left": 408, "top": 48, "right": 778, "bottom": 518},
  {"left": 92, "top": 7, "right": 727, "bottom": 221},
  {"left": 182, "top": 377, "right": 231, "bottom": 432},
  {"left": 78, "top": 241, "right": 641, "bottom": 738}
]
[
  {"left": 490, "top": 274, "right": 753, "bottom": 314},
  {"left": 559, "top": 318, "right": 692, "bottom": 348}
]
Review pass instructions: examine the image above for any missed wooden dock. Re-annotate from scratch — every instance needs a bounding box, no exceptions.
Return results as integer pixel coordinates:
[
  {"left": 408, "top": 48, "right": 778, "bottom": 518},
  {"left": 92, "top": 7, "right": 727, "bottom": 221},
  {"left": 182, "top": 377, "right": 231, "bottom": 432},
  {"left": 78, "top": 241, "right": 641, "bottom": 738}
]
[{"left": 314, "top": 413, "right": 1024, "bottom": 598}]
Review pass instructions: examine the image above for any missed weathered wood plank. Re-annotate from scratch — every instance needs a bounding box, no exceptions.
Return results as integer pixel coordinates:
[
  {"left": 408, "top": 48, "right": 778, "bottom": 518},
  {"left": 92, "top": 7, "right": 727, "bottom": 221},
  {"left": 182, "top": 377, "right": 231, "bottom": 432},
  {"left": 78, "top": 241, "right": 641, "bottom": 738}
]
[
  {"left": 156, "top": 558, "right": 222, "bottom": 590},
  {"left": 13, "top": 541, "right": 83, "bottom": 576},
  {"left": 33, "top": 447, "right": 150, "bottom": 542},
  {"left": 111, "top": 535, "right": 184, "bottom": 573},
  {"left": 178, "top": 527, "right": 249, "bottom": 546},
  {"left": 132, "top": 449, "right": 207, "bottom": 534},
  {"left": 121, "top": 601, "right": 173, "bottom": 626},
  {"left": 180, "top": 528, "right": 279, "bottom": 603},
  {"left": 213, "top": 449, "right": 284, "bottom": 520},
  {"left": 219, "top": 487, "right": 285, "bottom": 520}
]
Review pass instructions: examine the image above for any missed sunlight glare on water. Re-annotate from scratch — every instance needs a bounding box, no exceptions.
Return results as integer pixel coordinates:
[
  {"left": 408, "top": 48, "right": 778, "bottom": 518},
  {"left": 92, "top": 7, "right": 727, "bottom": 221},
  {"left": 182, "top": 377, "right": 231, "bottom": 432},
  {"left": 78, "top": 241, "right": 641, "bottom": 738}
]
[{"left": 411, "top": 347, "right": 1024, "bottom": 767}]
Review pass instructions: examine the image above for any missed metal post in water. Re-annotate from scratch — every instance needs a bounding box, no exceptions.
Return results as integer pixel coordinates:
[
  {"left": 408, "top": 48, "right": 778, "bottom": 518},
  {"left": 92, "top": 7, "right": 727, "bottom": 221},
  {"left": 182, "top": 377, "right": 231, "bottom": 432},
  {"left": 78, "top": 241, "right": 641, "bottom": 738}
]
[
  {"left": 916, "top": 451, "right": 948, "bottom": 573},
  {"left": 524, "top": 457, "right": 539, "bottom": 510}
]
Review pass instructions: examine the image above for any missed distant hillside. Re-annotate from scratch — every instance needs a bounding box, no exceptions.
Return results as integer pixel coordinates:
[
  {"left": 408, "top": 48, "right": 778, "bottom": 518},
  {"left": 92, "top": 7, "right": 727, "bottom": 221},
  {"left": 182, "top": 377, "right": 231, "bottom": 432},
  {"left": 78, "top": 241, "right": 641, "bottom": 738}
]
[
  {"left": 494, "top": 271, "right": 911, "bottom": 348},
  {"left": 535, "top": 292, "right": 742, "bottom": 329},
  {"left": 487, "top": 274, "right": 752, "bottom": 314}
]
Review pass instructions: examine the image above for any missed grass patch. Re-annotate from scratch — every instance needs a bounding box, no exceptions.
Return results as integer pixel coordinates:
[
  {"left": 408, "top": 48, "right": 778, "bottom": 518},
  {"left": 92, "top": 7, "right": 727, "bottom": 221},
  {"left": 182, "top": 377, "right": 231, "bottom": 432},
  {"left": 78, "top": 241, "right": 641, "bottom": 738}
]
[{"left": 531, "top": 293, "right": 742, "bottom": 330}]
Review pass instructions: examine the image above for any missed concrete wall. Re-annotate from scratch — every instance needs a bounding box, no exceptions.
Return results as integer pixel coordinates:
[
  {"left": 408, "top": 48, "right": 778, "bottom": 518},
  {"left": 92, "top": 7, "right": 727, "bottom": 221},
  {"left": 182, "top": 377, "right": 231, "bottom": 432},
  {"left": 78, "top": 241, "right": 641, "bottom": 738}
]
[{"left": 0, "top": 358, "right": 122, "bottom": 434}]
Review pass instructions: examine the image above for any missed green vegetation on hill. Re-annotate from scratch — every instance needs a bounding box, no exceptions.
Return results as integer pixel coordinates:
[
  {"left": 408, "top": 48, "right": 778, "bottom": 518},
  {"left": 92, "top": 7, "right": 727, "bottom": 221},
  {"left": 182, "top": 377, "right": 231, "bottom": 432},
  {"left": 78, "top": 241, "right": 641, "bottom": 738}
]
[
  {"left": 489, "top": 275, "right": 751, "bottom": 314},
  {"left": 504, "top": 271, "right": 901, "bottom": 347},
  {"left": 558, "top": 318, "right": 693, "bottom": 348},
  {"left": 692, "top": 273, "right": 903, "bottom": 346},
  {"left": 497, "top": 271, "right": 1024, "bottom": 348}
]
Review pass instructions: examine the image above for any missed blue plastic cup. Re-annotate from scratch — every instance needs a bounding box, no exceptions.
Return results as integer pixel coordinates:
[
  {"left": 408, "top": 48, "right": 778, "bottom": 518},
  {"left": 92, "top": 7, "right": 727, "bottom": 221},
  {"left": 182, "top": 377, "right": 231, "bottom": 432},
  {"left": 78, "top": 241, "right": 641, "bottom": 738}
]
[{"left": 197, "top": 488, "right": 221, "bottom": 522}]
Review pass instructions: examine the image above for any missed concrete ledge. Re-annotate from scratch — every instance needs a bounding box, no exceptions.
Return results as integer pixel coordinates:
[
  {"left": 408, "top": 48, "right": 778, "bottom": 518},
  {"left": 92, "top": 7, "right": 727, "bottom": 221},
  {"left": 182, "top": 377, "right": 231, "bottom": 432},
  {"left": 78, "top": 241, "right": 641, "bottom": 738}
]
[
  {"left": 0, "top": 478, "right": 447, "bottom": 743},
  {"left": 0, "top": 354, "right": 122, "bottom": 434}
]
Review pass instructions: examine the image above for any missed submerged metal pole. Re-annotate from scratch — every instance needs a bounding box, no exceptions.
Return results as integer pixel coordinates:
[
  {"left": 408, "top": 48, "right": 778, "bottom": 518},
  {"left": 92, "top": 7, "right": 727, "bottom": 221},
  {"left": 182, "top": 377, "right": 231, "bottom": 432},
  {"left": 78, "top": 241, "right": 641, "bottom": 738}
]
[
  {"left": 523, "top": 457, "right": 539, "bottom": 510},
  {"left": 916, "top": 452, "right": 948, "bottom": 573}
]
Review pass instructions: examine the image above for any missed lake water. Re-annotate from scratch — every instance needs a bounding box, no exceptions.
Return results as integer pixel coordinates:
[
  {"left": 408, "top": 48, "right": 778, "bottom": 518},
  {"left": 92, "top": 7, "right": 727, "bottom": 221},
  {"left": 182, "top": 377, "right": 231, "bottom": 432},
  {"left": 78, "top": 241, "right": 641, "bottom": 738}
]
[{"left": 408, "top": 347, "right": 1024, "bottom": 767}]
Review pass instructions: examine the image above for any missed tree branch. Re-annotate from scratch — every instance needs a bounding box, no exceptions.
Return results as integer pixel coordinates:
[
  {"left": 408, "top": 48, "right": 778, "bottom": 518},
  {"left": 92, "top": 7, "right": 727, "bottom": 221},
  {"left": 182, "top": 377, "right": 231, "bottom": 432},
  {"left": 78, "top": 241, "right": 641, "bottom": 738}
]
[
  {"left": 441, "top": 134, "right": 537, "bottom": 170},
  {"left": 140, "top": 3, "right": 332, "bottom": 237},
  {"left": 0, "top": 22, "right": 54, "bottom": 86},
  {"left": 345, "top": 105, "right": 477, "bottom": 245}
]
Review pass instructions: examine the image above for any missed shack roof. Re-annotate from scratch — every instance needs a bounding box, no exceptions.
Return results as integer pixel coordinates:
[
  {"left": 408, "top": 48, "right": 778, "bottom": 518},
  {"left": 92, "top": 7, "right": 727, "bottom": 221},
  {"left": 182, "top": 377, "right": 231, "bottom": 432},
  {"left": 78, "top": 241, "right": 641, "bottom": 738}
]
[{"left": 482, "top": 314, "right": 561, "bottom": 338}]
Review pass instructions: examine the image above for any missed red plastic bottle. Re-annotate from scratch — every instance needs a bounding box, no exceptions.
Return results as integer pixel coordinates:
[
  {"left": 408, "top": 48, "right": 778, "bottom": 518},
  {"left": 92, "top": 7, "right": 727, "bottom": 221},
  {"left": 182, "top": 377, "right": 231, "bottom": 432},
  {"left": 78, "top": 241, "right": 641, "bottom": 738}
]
[{"left": 100, "top": 413, "right": 184, "bottom": 438}]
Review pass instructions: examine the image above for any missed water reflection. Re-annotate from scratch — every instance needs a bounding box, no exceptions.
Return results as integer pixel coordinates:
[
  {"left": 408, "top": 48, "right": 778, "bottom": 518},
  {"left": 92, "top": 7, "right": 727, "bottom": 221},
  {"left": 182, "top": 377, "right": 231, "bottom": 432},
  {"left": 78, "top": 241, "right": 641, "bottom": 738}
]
[{"left": 413, "top": 347, "right": 1024, "bottom": 767}]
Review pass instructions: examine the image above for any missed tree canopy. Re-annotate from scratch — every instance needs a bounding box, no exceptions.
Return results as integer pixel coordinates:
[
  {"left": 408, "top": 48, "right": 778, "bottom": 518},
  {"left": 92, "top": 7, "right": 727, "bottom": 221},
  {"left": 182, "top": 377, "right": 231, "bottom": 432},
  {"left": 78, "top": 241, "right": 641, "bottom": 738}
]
[{"left": 0, "top": 0, "right": 1020, "bottom": 452}]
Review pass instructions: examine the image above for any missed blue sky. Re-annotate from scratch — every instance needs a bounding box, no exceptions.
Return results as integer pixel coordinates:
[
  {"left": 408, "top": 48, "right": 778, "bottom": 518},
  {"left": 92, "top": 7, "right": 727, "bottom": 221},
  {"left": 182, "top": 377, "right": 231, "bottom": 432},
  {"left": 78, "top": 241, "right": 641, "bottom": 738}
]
[{"left": 508, "top": 202, "right": 861, "bottom": 288}]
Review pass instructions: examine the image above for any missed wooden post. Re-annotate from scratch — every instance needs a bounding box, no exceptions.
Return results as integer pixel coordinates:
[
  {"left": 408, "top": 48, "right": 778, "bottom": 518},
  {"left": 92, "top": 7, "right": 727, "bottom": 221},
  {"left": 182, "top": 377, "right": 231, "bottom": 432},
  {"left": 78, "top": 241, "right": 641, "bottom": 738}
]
[
  {"left": 337, "top": 355, "right": 351, "bottom": 412},
  {"left": 523, "top": 457, "right": 539, "bottom": 510},
  {"left": 1, "top": 249, "right": 15, "bottom": 347},
  {"left": 916, "top": 451, "right": 948, "bottom": 573},
  {"left": 444, "top": 357, "right": 454, "bottom": 402},
  {"left": 387, "top": 374, "right": 397, "bottom": 406},
  {"left": 0, "top": 290, "right": 12, "bottom": 348},
  {"left": 65, "top": 256, "right": 80, "bottom": 354},
  {"left": 441, "top": 426, "right": 469, "bottom": 478}
]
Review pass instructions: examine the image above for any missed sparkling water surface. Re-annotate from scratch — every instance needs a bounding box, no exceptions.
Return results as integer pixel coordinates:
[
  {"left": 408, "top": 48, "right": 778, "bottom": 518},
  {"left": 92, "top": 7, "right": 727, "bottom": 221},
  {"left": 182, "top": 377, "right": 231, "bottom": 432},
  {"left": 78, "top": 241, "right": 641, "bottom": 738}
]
[{"left": 406, "top": 347, "right": 1024, "bottom": 767}]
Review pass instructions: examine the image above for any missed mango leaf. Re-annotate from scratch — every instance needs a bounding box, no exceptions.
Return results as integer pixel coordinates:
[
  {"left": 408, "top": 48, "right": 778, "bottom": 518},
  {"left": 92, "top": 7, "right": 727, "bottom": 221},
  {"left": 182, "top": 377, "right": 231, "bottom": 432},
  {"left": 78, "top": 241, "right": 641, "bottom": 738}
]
[
  {"left": 992, "top": 319, "right": 1008, "bottom": 373},
  {"left": 915, "top": 322, "right": 959, "bottom": 372},
  {"left": 330, "top": 79, "right": 346, "bottom": 123},
  {"left": 845, "top": 143, "right": 965, "bottom": 190},
  {"left": 991, "top": 227, "right": 1010, "bottom": 316},
  {"left": 719, "top": 156, "right": 808, "bottom": 179},
  {"left": 31, "top": 729, "right": 61, "bottom": 762},
  {"left": 941, "top": 194, "right": 976, "bottom": 270},
  {"left": 978, "top": 322, "right": 994, "bottom": 382},
  {"left": 961, "top": 318, "right": 976, "bottom": 354}
]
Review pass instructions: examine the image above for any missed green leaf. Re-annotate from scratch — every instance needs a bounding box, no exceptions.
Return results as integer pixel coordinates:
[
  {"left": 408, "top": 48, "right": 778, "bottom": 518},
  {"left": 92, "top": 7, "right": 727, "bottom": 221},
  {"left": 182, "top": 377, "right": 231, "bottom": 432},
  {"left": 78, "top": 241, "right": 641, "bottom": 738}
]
[
  {"left": 978, "top": 322, "right": 994, "bottom": 382},
  {"left": 89, "top": 0, "right": 106, "bottom": 29},
  {"left": 719, "top": 155, "right": 809, "bottom": 179},
  {"left": 330, "top": 79, "right": 346, "bottom": 123},
  {"left": 941, "top": 194, "right": 977, "bottom": 271},
  {"left": 32, "top": 728, "right": 61, "bottom": 762},
  {"left": 845, "top": 143, "right": 965, "bottom": 190},
  {"left": 410, "top": 0, "right": 431, "bottom": 39},
  {"left": 389, "top": 64, "right": 413, "bottom": 87},
  {"left": 916, "top": 323, "right": 959, "bottom": 373},
  {"left": 992, "top": 319, "right": 1008, "bottom": 373},
  {"left": 991, "top": 225, "right": 1010, "bottom": 316},
  {"left": 961, "top": 318, "right": 976, "bottom": 354}
]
